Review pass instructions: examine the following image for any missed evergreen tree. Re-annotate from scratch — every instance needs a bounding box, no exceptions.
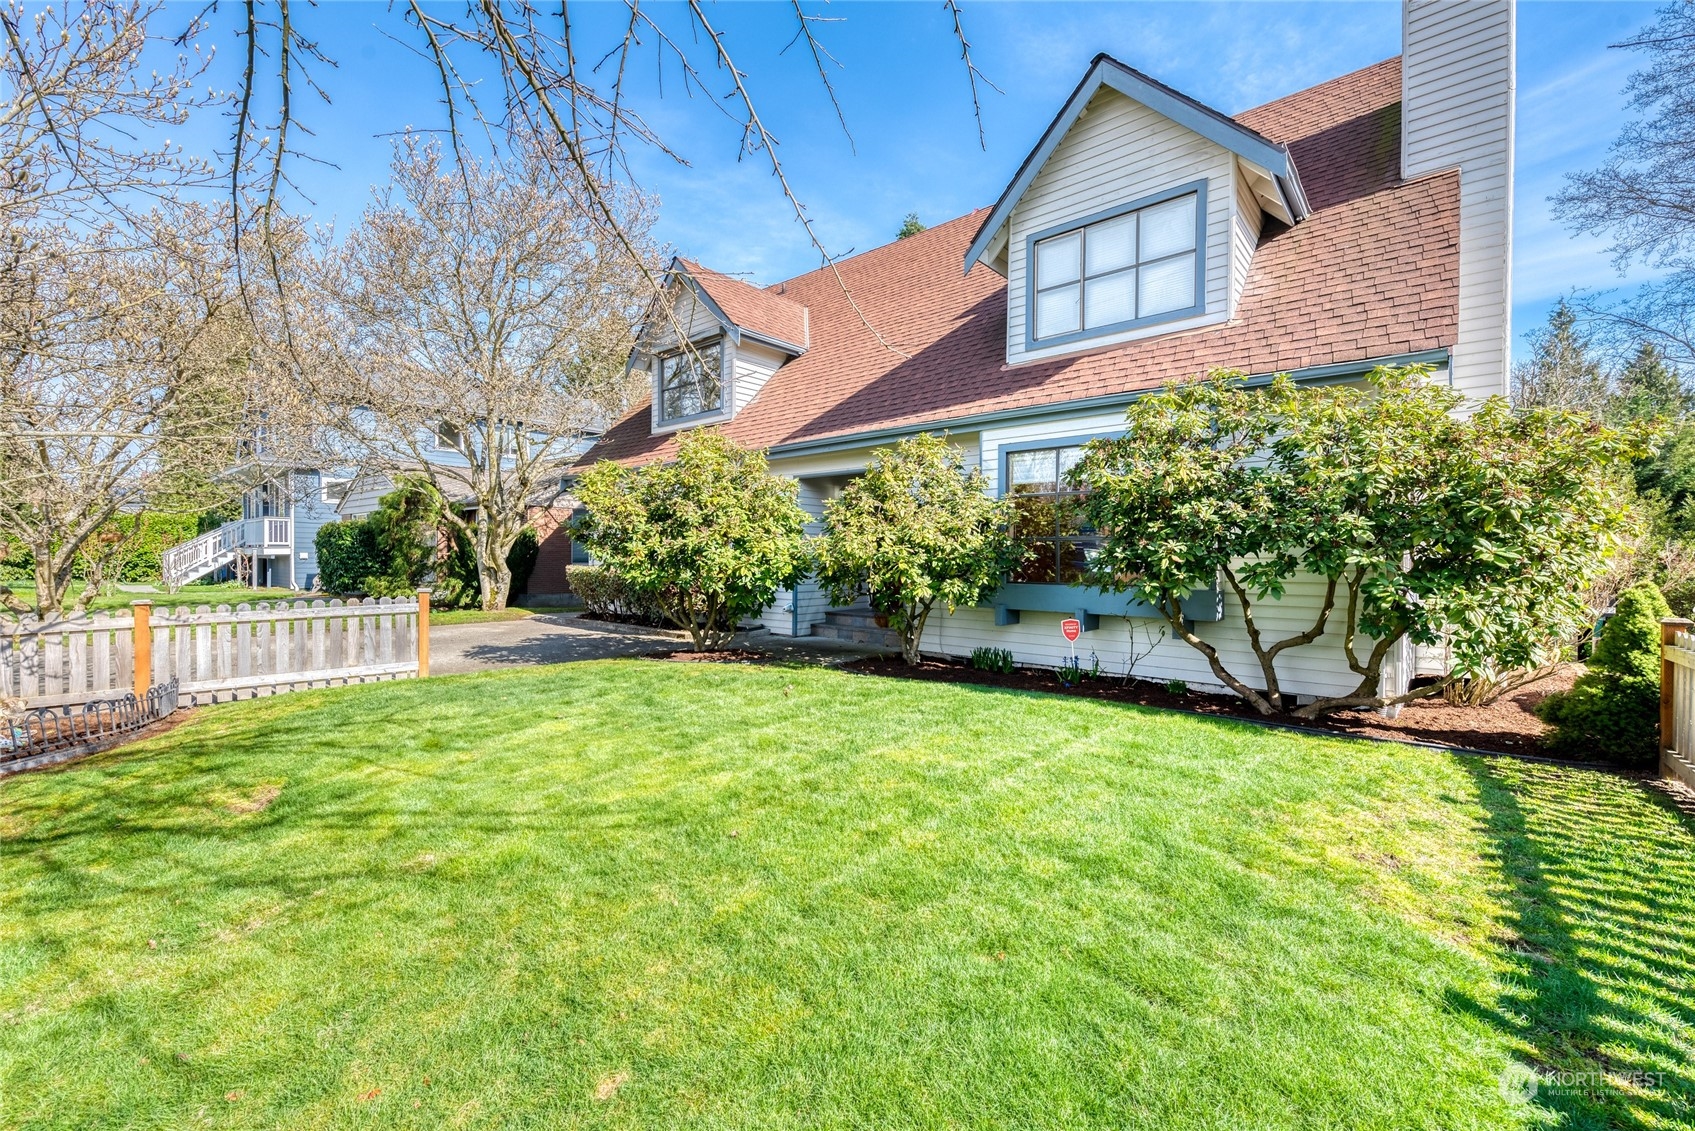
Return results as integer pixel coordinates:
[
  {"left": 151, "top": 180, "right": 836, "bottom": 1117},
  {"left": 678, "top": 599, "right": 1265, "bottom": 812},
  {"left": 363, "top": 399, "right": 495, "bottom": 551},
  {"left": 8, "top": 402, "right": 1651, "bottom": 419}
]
[
  {"left": 1612, "top": 341, "right": 1687, "bottom": 422},
  {"left": 1510, "top": 300, "right": 1610, "bottom": 413},
  {"left": 896, "top": 212, "right": 926, "bottom": 239}
]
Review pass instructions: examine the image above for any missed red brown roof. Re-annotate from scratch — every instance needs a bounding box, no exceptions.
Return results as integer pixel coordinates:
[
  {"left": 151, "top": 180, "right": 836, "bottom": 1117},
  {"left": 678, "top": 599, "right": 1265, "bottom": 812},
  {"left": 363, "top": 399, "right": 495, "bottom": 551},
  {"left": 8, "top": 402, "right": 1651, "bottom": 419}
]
[
  {"left": 586, "top": 55, "right": 1457, "bottom": 468},
  {"left": 677, "top": 259, "right": 810, "bottom": 350}
]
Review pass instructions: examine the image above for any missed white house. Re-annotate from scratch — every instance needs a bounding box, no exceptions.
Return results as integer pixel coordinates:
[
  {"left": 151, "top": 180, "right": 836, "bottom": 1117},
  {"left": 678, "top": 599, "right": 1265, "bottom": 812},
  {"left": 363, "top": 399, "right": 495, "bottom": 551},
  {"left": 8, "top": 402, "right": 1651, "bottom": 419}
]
[{"left": 576, "top": 0, "right": 1515, "bottom": 699}]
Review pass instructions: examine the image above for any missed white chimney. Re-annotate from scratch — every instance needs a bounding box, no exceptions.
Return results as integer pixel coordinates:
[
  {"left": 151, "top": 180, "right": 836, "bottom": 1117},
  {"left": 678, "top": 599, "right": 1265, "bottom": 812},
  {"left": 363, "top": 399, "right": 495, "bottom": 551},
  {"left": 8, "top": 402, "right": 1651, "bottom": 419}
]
[{"left": 1401, "top": 0, "right": 1516, "bottom": 403}]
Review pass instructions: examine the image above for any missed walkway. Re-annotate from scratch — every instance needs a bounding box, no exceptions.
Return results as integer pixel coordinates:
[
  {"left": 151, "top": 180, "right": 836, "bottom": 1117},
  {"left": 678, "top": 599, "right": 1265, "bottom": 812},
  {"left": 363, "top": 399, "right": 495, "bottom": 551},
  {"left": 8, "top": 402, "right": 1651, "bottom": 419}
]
[{"left": 427, "top": 612, "right": 888, "bottom": 675}]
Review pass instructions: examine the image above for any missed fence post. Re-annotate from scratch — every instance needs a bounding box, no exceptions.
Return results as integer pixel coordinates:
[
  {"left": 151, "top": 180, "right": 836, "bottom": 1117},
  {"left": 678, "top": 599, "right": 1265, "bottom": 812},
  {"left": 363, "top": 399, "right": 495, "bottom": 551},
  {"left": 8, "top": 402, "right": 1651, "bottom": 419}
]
[
  {"left": 1661, "top": 618, "right": 1693, "bottom": 778},
  {"left": 132, "top": 600, "right": 152, "bottom": 696},
  {"left": 416, "top": 589, "right": 431, "bottom": 678}
]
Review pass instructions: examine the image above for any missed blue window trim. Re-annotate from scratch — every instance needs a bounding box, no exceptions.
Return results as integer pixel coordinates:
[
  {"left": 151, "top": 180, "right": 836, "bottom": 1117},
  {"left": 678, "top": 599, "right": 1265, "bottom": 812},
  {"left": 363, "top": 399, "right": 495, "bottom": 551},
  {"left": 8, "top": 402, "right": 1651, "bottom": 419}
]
[
  {"left": 1023, "top": 179, "right": 1208, "bottom": 354},
  {"left": 990, "top": 430, "right": 1223, "bottom": 624},
  {"left": 656, "top": 335, "right": 729, "bottom": 425}
]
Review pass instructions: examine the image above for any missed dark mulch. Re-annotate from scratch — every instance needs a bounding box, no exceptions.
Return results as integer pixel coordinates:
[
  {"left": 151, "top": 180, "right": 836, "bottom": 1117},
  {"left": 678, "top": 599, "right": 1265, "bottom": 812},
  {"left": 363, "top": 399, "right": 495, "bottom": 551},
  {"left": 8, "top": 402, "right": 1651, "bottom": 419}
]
[{"left": 842, "top": 656, "right": 1576, "bottom": 758}]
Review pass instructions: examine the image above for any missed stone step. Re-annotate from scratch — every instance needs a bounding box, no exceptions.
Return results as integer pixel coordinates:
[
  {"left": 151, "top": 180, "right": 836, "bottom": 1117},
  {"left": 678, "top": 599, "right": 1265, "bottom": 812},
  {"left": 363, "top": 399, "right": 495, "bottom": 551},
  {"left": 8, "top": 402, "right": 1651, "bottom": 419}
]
[
  {"left": 822, "top": 608, "right": 884, "bottom": 630},
  {"left": 809, "top": 620, "right": 901, "bottom": 649}
]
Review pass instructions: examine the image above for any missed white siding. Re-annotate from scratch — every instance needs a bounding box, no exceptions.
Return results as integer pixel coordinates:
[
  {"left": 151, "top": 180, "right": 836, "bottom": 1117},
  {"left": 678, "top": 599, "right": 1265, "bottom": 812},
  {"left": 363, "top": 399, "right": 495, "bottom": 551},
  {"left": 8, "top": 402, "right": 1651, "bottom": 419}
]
[
  {"left": 1230, "top": 163, "right": 1263, "bottom": 319},
  {"left": 734, "top": 340, "right": 787, "bottom": 414},
  {"left": 1402, "top": 0, "right": 1514, "bottom": 405},
  {"left": 919, "top": 570, "right": 1373, "bottom": 701},
  {"left": 759, "top": 479, "right": 833, "bottom": 635},
  {"left": 980, "top": 411, "right": 1128, "bottom": 495},
  {"left": 1005, "top": 87, "right": 1234, "bottom": 367}
]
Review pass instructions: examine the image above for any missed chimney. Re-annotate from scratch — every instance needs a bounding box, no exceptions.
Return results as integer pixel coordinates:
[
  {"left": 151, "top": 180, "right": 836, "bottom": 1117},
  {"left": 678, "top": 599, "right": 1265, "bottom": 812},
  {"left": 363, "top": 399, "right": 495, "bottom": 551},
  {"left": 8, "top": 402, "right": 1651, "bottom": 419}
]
[{"left": 1401, "top": 0, "right": 1515, "bottom": 405}]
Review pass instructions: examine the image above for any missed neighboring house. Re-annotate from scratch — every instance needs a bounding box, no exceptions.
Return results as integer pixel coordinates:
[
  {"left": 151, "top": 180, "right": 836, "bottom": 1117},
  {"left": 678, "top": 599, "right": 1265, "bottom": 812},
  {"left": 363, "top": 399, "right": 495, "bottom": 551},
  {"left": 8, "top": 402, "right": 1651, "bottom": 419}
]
[
  {"left": 161, "top": 469, "right": 341, "bottom": 592},
  {"left": 577, "top": 0, "right": 1515, "bottom": 701},
  {"left": 164, "top": 420, "right": 598, "bottom": 595}
]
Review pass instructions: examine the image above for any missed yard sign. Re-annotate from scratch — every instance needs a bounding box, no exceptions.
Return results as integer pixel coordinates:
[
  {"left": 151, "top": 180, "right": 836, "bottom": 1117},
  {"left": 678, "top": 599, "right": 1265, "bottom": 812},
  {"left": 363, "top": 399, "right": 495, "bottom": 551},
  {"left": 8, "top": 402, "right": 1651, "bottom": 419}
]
[{"left": 1061, "top": 618, "right": 1082, "bottom": 642}]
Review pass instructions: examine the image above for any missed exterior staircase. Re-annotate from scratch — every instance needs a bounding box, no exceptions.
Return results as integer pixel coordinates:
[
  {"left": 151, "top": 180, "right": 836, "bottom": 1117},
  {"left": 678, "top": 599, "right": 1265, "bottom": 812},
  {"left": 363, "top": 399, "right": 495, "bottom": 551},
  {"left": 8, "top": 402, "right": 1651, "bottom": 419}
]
[
  {"left": 161, "top": 517, "right": 292, "bottom": 590},
  {"left": 809, "top": 607, "right": 901, "bottom": 649}
]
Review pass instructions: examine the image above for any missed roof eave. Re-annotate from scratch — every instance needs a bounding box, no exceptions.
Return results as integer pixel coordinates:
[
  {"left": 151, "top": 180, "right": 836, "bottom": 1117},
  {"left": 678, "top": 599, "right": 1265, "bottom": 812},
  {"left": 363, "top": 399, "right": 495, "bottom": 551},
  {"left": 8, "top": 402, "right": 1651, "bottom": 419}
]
[{"left": 963, "top": 54, "right": 1310, "bottom": 276}]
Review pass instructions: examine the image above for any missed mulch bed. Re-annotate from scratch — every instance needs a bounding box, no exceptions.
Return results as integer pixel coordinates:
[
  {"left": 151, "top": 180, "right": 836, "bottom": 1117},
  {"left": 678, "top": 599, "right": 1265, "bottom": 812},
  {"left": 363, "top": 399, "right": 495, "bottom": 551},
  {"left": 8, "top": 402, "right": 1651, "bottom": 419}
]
[{"left": 841, "top": 656, "right": 1576, "bottom": 758}]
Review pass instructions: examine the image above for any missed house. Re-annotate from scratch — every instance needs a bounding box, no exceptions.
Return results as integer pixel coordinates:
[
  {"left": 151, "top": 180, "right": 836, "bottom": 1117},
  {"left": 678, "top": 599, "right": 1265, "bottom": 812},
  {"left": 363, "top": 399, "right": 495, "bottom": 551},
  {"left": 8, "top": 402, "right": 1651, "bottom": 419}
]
[
  {"left": 576, "top": 0, "right": 1515, "bottom": 700},
  {"left": 159, "top": 415, "right": 600, "bottom": 595}
]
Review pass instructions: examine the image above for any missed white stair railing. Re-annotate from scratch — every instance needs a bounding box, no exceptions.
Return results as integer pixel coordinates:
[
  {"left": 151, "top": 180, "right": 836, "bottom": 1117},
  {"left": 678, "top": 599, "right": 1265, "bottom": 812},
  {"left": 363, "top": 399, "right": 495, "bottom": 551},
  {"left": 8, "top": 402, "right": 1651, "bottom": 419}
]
[{"left": 160, "top": 517, "right": 293, "bottom": 590}]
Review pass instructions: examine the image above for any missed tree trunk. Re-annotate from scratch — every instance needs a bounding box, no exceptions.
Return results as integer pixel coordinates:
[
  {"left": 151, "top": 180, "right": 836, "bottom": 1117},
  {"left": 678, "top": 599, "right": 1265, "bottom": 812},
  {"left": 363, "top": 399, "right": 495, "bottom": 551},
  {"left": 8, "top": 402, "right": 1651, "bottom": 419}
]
[
  {"left": 899, "top": 599, "right": 933, "bottom": 664},
  {"left": 471, "top": 513, "right": 513, "bottom": 612}
]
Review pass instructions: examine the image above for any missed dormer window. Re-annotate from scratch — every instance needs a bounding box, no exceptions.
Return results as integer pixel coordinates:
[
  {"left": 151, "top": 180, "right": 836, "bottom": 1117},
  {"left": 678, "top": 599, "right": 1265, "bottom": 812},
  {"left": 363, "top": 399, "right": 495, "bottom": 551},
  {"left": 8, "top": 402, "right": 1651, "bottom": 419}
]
[
  {"left": 1029, "top": 183, "right": 1205, "bottom": 347},
  {"left": 658, "top": 338, "right": 725, "bottom": 422}
]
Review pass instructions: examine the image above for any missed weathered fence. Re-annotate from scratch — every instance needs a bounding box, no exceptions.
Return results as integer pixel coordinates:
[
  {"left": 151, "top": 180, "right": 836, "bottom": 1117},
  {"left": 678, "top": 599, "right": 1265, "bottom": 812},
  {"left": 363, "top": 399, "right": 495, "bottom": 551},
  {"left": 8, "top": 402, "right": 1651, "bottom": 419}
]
[
  {"left": 1661, "top": 618, "right": 1695, "bottom": 790},
  {"left": 1, "top": 592, "right": 431, "bottom": 710},
  {"left": 2, "top": 680, "right": 179, "bottom": 773}
]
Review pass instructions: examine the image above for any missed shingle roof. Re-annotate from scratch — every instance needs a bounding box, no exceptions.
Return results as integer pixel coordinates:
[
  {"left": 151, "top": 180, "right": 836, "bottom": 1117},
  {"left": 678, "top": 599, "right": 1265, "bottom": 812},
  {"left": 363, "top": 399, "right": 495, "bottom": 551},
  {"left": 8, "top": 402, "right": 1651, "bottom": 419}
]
[
  {"left": 585, "top": 55, "right": 1457, "bottom": 468},
  {"left": 676, "top": 259, "right": 810, "bottom": 351}
]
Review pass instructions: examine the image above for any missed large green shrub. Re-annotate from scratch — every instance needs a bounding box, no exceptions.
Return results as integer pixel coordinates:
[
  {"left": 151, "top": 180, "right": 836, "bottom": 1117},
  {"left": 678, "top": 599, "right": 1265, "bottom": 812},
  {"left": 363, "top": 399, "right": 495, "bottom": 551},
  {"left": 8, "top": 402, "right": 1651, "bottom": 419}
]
[
  {"left": 573, "top": 430, "right": 810, "bottom": 651},
  {"left": 1537, "top": 581, "right": 1671, "bottom": 765},
  {"left": 815, "top": 433, "right": 1025, "bottom": 664},
  {"left": 567, "top": 565, "right": 667, "bottom": 625},
  {"left": 315, "top": 520, "right": 384, "bottom": 595}
]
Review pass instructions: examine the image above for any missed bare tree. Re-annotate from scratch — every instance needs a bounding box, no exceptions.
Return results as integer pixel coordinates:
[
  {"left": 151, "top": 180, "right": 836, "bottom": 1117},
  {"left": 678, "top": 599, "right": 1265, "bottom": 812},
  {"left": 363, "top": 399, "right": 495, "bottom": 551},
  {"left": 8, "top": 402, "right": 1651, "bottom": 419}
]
[
  {"left": 294, "top": 135, "right": 657, "bottom": 611},
  {"left": 1555, "top": 2, "right": 1695, "bottom": 370},
  {"left": 0, "top": 204, "right": 257, "bottom": 617},
  {"left": 0, "top": 1, "right": 253, "bottom": 619}
]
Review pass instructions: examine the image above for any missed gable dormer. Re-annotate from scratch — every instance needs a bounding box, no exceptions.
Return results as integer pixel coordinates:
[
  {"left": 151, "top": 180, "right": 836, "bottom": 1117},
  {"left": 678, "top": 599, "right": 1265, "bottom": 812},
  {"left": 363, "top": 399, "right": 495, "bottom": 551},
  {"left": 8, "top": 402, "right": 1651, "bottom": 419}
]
[
  {"left": 964, "top": 56, "right": 1309, "bottom": 366},
  {"left": 634, "top": 258, "right": 810, "bottom": 436}
]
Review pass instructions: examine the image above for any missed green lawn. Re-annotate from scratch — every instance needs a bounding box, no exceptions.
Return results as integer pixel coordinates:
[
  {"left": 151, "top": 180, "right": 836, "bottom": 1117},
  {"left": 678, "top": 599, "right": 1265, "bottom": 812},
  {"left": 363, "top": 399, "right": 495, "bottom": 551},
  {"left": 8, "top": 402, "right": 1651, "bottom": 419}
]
[
  {"left": 4, "top": 581, "right": 300, "bottom": 613},
  {"left": 429, "top": 606, "right": 559, "bottom": 626},
  {"left": 2, "top": 663, "right": 1692, "bottom": 1130}
]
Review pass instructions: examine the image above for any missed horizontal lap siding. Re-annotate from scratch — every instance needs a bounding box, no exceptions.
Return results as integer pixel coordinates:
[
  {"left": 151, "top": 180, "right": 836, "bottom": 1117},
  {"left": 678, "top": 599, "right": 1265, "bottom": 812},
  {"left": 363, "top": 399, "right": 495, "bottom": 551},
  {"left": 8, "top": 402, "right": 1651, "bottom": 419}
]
[
  {"left": 1231, "top": 167, "right": 1262, "bottom": 318},
  {"left": 734, "top": 340, "right": 787, "bottom": 414},
  {"left": 1006, "top": 88, "right": 1234, "bottom": 367},
  {"left": 759, "top": 479, "right": 832, "bottom": 635},
  {"left": 920, "top": 571, "right": 1370, "bottom": 701},
  {"left": 1402, "top": 0, "right": 1513, "bottom": 406}
]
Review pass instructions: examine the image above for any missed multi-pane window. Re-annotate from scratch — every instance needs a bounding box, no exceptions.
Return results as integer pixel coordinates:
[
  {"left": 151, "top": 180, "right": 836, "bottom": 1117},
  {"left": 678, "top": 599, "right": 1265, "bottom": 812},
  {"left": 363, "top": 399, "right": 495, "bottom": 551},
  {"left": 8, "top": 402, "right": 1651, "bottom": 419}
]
[
  {"left": 1006, "top": 444, "right": 1098, "bottom": 585},
  {"left": 659, "top": 340, "right": 724, "bottom": 421},
  {"left": 1032, "top": 192, "right": 1199, "bottom": 341}
]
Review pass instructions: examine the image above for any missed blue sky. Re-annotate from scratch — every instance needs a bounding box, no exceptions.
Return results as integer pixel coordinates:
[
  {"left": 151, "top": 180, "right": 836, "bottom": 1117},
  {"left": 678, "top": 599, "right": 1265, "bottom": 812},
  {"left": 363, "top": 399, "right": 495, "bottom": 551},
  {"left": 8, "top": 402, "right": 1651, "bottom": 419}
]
[{"left": 164, "top": 0, "right": 1662, "bottom": 363}]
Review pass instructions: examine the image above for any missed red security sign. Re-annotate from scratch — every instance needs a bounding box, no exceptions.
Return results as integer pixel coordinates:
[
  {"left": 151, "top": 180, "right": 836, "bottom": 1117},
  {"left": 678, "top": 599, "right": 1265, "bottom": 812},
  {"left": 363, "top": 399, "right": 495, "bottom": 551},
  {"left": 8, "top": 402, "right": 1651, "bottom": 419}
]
[{"left": 1061, "top": 618, "right": 1082, "bottom": 642}]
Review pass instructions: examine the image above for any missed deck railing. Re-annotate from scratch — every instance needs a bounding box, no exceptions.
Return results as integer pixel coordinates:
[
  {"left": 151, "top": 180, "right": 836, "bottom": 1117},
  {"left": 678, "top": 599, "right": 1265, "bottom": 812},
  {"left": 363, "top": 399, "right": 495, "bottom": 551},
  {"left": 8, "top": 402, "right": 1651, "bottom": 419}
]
[{"left": 1660, "top": 617, "right": 1695, "bottom": 790}]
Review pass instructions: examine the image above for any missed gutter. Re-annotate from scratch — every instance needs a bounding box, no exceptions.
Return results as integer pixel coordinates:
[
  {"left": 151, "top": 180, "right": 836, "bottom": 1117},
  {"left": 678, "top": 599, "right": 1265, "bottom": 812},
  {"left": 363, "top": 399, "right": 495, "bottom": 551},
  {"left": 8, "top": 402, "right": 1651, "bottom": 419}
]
[{"left": 766, "top": 347, "right": 1451, "bottom": 461}]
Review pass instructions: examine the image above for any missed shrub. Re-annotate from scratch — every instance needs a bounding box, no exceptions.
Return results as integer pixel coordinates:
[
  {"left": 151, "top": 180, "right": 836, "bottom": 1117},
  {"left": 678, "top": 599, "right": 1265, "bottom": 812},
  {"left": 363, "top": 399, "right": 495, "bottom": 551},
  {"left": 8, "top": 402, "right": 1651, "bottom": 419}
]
[
  {"left": 1072, "top": 366, "right": 1651, "bottom": 717},
  {"left": 1537, "top": 581, "right": 1671, "bottom": 765},
  {"left": 573, "top": 430, "right": 810, "bottom": 651},
  {"left": 815, "top": 433, "right": 1025, "bottom": 665},
  {"left": 506, "top": 528, "right": 540, "bottom": 597},
  {"left": 969, "top": 647, "right": 1015, "bottom": 674},
  {"left": 1165, "top": 679, "right": 1189, "bottom": 697},
  {"left": 567, "top": 565, "right": 667, "bottom": 625},
  {"left": 315, "top": 520, "right": 384, "bottom": 594}
]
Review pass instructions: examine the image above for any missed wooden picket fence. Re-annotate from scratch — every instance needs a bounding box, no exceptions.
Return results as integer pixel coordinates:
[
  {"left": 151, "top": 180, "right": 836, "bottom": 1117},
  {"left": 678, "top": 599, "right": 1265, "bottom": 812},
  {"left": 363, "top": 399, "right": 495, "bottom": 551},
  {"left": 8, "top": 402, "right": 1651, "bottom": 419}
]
[
  {"left": 1, "top": 593, "right": 432, "bottom": 710},
  {"left": 1660, "top": 617, "right": 1695, "bottom": 791}
]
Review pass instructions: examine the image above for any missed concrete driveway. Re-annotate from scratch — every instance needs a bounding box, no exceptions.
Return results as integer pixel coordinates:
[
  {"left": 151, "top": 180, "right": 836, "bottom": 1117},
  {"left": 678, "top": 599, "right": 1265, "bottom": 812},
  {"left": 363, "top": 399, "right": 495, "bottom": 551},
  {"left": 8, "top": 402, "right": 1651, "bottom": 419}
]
[{"left": 427, "top": 612, "right": 886, "bottom": 675}]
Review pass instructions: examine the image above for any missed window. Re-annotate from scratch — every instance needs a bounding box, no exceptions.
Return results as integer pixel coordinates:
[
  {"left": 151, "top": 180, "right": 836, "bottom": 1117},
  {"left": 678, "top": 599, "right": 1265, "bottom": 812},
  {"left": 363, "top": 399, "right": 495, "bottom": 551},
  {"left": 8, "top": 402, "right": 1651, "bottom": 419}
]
[
  {"left": 434, "top": 421, "right": 465, "bottom": 452},
  {"left": 1031, "top": 189, "right": 1200, "bottom": 343},
  {"left": 322, "top": 479, "right": 350, "bottom": 506},
  {"left": 659, "top": 339, "right": 724, "bottom": 421},
  {"left": 1006, "top": 443, "right": 1097, "bottom": 584}
]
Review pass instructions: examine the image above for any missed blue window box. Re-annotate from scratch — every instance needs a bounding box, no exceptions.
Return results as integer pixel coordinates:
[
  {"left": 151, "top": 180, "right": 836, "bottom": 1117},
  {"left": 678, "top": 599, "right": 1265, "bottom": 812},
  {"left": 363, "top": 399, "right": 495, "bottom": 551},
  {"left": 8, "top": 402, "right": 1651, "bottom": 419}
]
[{"left": 984, "top": 583, "right": 1223, "bottom": 628}]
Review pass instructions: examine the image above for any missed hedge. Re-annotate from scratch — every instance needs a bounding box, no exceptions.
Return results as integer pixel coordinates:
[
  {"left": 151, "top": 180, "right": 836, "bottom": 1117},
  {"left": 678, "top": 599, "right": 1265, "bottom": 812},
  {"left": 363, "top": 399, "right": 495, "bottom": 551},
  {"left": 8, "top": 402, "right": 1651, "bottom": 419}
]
[{"left": 567, "top": 565, "right": 668, "bottom": 626}]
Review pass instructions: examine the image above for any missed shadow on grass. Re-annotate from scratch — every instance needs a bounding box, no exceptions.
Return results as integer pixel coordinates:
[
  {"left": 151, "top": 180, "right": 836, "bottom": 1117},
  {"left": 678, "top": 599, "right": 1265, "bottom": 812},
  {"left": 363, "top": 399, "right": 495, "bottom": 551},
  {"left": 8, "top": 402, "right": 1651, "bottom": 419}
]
[{"left": 1451, "top": 759, "right": 1695, "bottom": 1128}]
